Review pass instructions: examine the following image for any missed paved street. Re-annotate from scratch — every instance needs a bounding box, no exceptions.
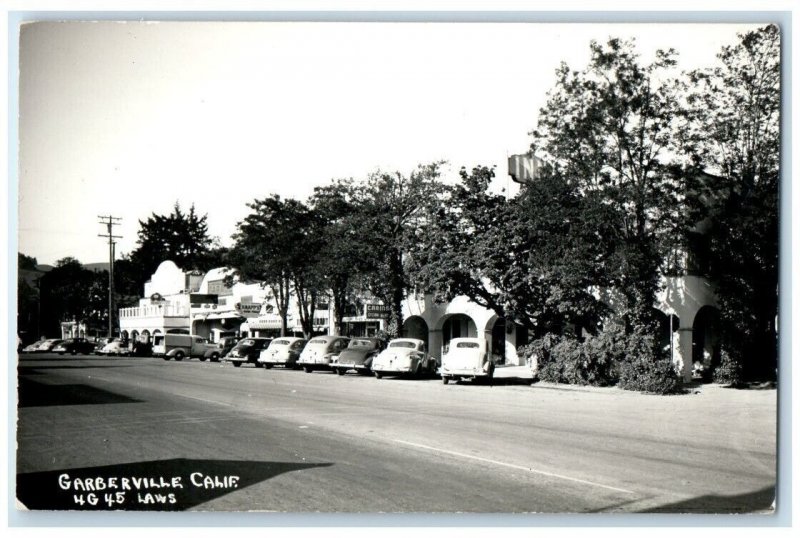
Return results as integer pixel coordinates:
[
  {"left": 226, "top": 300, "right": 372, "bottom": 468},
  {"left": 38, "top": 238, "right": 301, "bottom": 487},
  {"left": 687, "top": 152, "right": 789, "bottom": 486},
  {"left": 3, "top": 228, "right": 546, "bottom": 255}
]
[{"left": 15, "top": 354, "right": 776, "bottom": 514}]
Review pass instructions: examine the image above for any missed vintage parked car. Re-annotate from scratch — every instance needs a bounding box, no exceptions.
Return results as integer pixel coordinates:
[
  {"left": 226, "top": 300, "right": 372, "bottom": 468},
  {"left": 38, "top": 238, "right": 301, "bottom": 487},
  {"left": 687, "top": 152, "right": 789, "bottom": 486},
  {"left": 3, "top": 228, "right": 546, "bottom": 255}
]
[
  {"left": 217, "top": 336, "right": 239, "bottom": 357},
  {"left": 98, "top": 338, "right": 131, "bottom": 356},
  {"left": 93, "top": 338, "right": 114, "bottom": 354},
  {"left": 21, "top": 340, "right": 47, "bottom": 353},
  {"left": 52, "top": 337, "right": 95, "bottom": 355},
  {"left": 331, "top": 337, "right": 386, "bottom": 376},
  {"left": 296, "top": 336, "right": 350, "bottom": 373},
  {"left": 257, "top": 337, "right": 307, "bottom": 369},
  {"left": 371, "top": 338, "right": 437, "bottom": 379},
  {"left": 36, "top": 339, "right": 64, "bottom": 353},
  {"left": 223, "top": 337, "right": 272, "bottom": 367},
  {"left": 440, "top": 337, "right": 495, "bottom": 384}
]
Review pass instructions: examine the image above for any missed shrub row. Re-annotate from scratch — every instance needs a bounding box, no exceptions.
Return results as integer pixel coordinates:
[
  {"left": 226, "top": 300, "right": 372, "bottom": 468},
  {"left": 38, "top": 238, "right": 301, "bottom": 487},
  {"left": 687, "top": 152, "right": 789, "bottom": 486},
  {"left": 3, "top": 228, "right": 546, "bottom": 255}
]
[{"left": 520, "top": 327, "right": 683, "bottom": 395}]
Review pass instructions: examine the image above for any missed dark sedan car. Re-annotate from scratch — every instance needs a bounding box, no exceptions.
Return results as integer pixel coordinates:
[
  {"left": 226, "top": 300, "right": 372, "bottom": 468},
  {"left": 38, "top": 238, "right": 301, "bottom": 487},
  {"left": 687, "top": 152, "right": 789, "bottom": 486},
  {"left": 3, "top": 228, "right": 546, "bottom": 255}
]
[
  {"left": 331, "top": 337, "right": 386, "bottom": 376},
  {"left": 53, "top": 337, "right": 96, "bottom": 355},
  {"left": 223, "top": 337, "right": 272, "bottom": 367}
]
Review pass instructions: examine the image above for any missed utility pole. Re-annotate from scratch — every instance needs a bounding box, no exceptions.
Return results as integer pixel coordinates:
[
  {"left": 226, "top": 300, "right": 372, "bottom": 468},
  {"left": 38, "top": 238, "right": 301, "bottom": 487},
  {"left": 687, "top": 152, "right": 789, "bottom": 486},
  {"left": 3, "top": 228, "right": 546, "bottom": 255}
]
[{"left": 98, "top": 216, "right": 122, "bottom": 338}]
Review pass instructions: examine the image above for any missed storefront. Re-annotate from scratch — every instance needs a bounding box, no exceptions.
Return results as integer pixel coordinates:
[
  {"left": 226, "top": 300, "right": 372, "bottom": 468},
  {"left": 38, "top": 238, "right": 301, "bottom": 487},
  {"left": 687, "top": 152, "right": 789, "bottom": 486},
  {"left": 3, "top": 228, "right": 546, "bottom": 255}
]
[{"left": 342, "top": 303, "right": 388, "bottom": 337}]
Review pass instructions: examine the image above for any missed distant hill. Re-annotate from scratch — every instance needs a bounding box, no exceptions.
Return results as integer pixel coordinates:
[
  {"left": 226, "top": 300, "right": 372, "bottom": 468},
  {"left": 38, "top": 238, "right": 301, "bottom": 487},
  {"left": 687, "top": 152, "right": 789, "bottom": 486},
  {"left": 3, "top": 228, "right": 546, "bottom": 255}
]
[{"left": 84, "top": 262, "right": 110, "bottom": 273}]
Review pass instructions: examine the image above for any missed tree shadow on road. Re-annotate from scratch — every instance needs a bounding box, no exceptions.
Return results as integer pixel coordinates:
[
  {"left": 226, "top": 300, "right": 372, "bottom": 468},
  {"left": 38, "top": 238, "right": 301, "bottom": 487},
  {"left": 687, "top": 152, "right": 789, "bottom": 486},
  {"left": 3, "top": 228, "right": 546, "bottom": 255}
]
[
  {"left": 17, "top": 458, "right": 332, "bottom": 511},
  {"left": 17, "top": 377, "right": 143, "bottom": 407},
  {"left": 640, "top": 485, "right": 775, "bottom": 514}
]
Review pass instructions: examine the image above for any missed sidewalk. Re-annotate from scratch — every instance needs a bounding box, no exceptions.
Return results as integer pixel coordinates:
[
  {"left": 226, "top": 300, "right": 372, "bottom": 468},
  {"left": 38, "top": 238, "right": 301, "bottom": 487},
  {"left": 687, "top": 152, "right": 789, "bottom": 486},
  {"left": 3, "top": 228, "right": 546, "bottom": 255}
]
[{"left": 492, "top": 364, "right": 533, "bottom": 380}]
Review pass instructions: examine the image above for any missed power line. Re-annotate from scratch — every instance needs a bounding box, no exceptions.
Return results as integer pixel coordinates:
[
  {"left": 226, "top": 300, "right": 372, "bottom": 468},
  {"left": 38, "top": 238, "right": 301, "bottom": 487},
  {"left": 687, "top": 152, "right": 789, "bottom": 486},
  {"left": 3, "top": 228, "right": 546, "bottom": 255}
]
[{"left": 98, "top": 215, "right": 122, "bottom": 339}]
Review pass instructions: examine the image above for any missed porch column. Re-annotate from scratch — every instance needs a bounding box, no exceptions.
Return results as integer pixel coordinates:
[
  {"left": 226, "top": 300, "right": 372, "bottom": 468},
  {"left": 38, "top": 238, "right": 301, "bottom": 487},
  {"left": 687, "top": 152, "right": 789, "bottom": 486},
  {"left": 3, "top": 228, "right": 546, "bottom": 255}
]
[
  {"left": 428, "top": 329, "right": 443, "bottom": 361},
  {"left": 673, "top": 327, "right": 694, "bottom": 382}
]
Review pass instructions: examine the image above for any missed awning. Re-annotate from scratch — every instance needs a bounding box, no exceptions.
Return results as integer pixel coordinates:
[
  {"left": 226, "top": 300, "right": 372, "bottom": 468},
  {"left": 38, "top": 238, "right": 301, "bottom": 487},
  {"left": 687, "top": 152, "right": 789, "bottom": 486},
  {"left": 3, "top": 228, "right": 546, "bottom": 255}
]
[
  {"left": 206, "top": 312, "right": 245, "bottom": 321},
  {"left": 247, "top": 315, "right": 284, "bottom": 330}
]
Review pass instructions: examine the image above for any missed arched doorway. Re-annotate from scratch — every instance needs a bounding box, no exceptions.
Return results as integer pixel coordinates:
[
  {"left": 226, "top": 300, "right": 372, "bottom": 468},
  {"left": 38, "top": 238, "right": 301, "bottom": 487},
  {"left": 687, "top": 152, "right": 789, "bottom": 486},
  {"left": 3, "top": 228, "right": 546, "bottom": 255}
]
[
  {"left": 693, "top": 306, "right": 720, "bottom": 380},
  {"left": 401, "top": 316, "right": 429, "bottom": 348},
  {"left": 441, "top": 314, "right": 477, "bottom": 352},
  {"left": 489, "top": 317, "right": 506, "bottom": 364}
]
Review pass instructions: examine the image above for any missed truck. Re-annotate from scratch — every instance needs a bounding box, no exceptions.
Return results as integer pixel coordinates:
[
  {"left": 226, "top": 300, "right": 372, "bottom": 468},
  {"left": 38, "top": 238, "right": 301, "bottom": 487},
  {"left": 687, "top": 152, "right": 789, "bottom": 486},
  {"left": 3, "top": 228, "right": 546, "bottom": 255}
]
[{"left": 152, "top": 333, "right": 220, "bottom": 361}]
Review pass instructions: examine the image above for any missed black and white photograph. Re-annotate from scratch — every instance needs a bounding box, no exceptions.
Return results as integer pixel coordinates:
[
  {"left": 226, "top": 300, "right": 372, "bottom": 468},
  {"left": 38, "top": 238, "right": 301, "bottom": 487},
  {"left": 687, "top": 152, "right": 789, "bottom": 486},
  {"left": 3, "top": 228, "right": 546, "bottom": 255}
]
[{"left": 10, "top": 10, "right": 784, "bottom": 523}]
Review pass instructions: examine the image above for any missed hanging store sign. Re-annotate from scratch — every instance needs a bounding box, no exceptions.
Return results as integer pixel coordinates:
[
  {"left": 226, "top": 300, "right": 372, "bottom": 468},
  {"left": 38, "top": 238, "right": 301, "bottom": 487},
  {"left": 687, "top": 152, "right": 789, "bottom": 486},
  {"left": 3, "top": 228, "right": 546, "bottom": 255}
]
[
  {"left": 366, "top": 304, "right": 391, "bottom": 320},
  {"left": 235, "top": 302, "right": 262, "bottom": 318}
]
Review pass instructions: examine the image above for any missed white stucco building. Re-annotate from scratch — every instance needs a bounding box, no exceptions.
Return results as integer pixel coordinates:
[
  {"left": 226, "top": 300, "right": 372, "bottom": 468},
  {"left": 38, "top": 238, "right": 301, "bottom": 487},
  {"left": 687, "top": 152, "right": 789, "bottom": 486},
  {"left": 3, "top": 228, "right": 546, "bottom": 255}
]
[{"left": 118, "top": 260, "right": 199, "bottom": 344}]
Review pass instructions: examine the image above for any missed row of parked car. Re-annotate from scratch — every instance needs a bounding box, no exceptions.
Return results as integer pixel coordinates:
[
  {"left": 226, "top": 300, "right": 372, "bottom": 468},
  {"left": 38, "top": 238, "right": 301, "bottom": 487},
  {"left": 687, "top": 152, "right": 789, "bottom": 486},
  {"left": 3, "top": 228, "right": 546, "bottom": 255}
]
[
  {"left": 19, "top": 337, "right": 132, "bottom": 356},
  {"left": 21, "top": 332, "right": 498, "bottom": 383},
  {"left": 152, "top": 333, "right": 497, "bottom": 383}
]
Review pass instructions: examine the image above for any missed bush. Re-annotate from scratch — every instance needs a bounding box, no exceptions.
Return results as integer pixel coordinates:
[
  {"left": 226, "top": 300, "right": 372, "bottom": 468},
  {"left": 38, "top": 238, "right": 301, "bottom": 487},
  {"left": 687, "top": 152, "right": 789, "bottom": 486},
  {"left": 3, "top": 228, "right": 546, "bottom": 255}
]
[
  {"left": 712, "top": 349, "right": 745, "bottom": 386},
  {"left": 616, "top": 330, "right": 683, "bottom": 394},
  {"left": 521, "top": 330, "right": 620, "bottom": 387},
  {"left": 522, "top": 326, "right": 685, "bottom": 394}
]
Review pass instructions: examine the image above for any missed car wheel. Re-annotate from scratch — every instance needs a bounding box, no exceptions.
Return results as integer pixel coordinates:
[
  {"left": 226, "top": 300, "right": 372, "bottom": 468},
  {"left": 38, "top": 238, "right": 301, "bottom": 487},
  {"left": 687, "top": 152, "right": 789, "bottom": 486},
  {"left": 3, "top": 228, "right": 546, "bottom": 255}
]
[
  {"left": 336, "top": 368, "right": 345, "bottom": 376},
  {"left": 375, "top": 371, "right": 383, "bottom": 379},
  {"left": 163, "top": 356, "right": 171, "bottom": 361},
  {"left": 199, "top": 356, "right": 207, "bottom": 362},
  {"left": 232, "top": 362, "right": 241, "bottom": 368},
  {"left": 442, "top": 376, "right": 449, "bottom": 385},
  {"left": 71, "top": 350, "right": 78, "bottom": 356},
  {"left": 304, "top": 367, "right": 312, "bottom": 373},
  {"left": 263, "top": 363, "right": 273, "bottom": 369},
  {"left": 210, "top": 353, "right": 220, "bottom": 362},
  {"left": 174, "top": 351, "right": 185, "bottom": 361}
]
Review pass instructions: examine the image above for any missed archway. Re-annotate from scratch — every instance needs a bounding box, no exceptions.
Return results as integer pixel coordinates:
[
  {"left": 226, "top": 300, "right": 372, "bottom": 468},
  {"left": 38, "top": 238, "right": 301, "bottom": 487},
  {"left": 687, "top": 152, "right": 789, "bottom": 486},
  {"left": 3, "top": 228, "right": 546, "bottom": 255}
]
[
  {"left": 401, "top": 316, "right": 429, "bottom": 348},
  {"left": 692, "top": 306, "right": 721, "bottom": 380},
  {"left": 142, "top": 330, "right": 153, "bottom": 344},
  {"left": 440, "top": 314, "right": 477, "bottom": 352}
]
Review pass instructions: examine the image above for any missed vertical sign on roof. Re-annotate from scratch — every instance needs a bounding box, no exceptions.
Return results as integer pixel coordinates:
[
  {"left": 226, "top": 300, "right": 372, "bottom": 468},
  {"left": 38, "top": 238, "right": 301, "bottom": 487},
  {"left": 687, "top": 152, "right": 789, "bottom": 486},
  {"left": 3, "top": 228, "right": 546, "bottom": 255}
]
[{"left": 508, "top": 154, "right": 544, "bottom": 184}]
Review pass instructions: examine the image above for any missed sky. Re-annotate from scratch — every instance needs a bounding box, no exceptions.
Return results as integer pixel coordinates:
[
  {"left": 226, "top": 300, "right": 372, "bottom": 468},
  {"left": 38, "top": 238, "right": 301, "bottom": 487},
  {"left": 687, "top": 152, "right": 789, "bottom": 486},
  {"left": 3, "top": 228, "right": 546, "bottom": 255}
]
[{"left": 17, "top": 21, "right": 761, "bottom": 266}]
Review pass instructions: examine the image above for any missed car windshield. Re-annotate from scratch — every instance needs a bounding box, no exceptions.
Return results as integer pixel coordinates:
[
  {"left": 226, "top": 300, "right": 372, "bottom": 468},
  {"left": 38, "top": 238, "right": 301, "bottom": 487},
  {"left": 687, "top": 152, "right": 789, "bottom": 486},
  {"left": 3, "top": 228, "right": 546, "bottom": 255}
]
[
  {"left": 309, "top": 339, "right": 328, "bottom": 345},
  {"left": 290, "top": 341, "right": 306, "bottom": 350},
  {"left": 236, "top": 339, "right": 256, "bottom": 346},
  {"left": 349, "top": 340, "right": 374, "bottom": 348},
  {"left": 389, "top": 341, "right": 416, "bottom": 349},
  {"left": 456, "top": 342, "right": 480, "bottom": 349},
  {"left": 272, "top": 339, "right": 291, "bottom": 346}
]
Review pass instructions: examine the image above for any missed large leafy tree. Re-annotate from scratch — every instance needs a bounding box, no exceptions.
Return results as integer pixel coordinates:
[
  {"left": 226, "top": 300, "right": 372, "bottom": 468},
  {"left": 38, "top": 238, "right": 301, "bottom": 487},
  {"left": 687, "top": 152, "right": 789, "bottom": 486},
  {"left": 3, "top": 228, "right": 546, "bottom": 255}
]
[
  {"left": 39, "top": 257, "right": 107, "bottom": 337},
  {"left": 349, "top": 163, "right": 445, "bottom": 337},
  {"left": 308, "top": 179, "right": 370, "bottom": 335},
  {"left": 683, "top": 25, "right": 780, "bottom": 379},
  {"left": 531, "top": 38, "right": 687, "bottom": 332},
  {"left": 409, "top": 166, "right": 611, "bottom": 337},
  {"left": 228, "top": 195, "right": 324, "bottom": 338},
  {"left": 128, "top": 202, "right": 222, "bottom": 292}
]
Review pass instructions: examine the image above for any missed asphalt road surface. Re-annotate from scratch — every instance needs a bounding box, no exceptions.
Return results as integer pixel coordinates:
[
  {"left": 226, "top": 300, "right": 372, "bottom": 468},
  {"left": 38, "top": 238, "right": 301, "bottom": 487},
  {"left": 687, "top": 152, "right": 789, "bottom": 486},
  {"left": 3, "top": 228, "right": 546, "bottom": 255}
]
[{"left": 15, "top": 353, "right": 776, "bottom": 515}]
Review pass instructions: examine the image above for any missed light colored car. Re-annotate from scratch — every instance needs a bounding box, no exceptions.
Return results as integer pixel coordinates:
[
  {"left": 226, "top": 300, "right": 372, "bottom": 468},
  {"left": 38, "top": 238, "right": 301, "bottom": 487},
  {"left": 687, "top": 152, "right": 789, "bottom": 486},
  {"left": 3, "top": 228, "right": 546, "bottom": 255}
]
[
  {"left": 297, "top": 336, "right": 350, "bottom": 373},
  {"left": 36, "top": 339, "right": 64, "bottom": 353},
  {"left": 257, "top": 337, "right": 307, "bottom": 369},
  {"left": 331, "top": 337, "right": 386, "bottom": 376},
  {"left": 440, "top": 337, "right": 495, "bottom": 385},
  {"left": 371, "top": 338, "right": 437, "bottom": 379},
  {"left": 21, "top": 340, "right": 47, "bottom": 353},
  {"left": 99, "top": 338, "right": 131, "bottom": 356}
]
